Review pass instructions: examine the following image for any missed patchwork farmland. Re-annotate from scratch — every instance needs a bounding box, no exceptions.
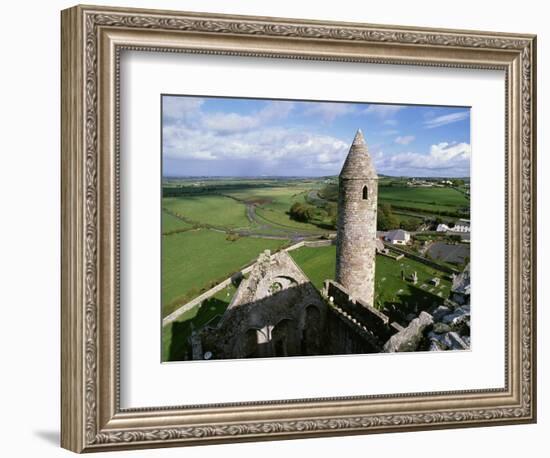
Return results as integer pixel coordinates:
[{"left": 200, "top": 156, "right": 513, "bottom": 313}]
[{"left": 161, "top": 176, "right": 469, "bottom": 360}]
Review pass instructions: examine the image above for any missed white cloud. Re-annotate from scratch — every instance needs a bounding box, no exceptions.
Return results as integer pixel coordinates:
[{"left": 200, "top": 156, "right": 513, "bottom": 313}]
[
  {"left": 202, "top": 112, "right": 259, "bottom": 133},
  {"left": 162, "top": 97, "right": 204, "bottom": 120},
  {"left": 258, "top": 101, "right": 295, "bottom": 121},
  {"left": 429, "top": 142, "right": 471, "bottom": 162},
  {"left": 384, "top": 119, "right": 398, "bottom": 126},
  {"left": 363, "top": 105, "right": 405, "bottom": 118},
  {"left": 375, "top": 142, "right": 471, "bottom": 176},
  {"left": 186, "top": 150, "right": 217, "bottom": 160},
  {"left": 424, "top": 111, "right": 470, "bottom": 129},
  {"left": 202, "top": 101, "right": 295, "bottom": 133},
  {"left": 395, "top": 135, "right": 415, "bottom": 145},
  {"left": 163, "top": 121, "right": 349, "bottom": 174},
  {"left": 303, "top": 102, "right": 356, "bottom": 122},
  {"left": 163, "top": 98, "right": 295, "bottom": 135}
]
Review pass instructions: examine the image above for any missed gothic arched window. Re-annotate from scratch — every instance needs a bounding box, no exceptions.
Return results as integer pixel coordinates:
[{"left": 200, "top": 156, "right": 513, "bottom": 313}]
[{"left": 362, "top": 185, "right": 369, "bottom": 200}]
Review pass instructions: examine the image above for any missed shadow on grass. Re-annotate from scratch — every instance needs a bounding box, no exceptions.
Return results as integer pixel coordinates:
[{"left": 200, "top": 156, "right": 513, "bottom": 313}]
[
  {"left": 167, "top": 296, "right": 230, "bottom": 361},
  {"left": 381, "top": 284, "right": 446, "bottom": 327}
]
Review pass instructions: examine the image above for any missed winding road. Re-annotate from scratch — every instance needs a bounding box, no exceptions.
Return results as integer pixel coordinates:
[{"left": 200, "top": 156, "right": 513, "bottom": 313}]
[{"left": 163, "top": 197, "right": 333, "bottom": 243}]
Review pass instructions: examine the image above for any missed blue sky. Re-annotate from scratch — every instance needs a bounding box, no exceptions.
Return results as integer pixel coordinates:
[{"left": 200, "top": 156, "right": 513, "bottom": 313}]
[{"left": 162, "top": 95, "right": 470, "bottom": 177}]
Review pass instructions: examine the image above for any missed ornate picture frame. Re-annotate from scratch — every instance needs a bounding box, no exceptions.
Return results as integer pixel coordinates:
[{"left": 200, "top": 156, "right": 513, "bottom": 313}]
[{"left": 61, "top": 4, "right": 536, "bottom": 453}]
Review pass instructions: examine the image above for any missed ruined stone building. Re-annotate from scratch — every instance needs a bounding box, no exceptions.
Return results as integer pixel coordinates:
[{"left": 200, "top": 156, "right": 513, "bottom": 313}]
[
  {"left": 188, "top": 130, "right": 469, "bottom": 360},
  {"left": 190, "top": 250, "right": 330, "bottom": 359}
]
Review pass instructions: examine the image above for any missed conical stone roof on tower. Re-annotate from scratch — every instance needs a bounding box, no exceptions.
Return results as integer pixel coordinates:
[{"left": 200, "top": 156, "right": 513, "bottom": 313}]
[
  {"left": 339, "top": 129, "right": 377, "bottom": 179},
  {"left": 335, "top": 129, "right": 379, "bottom": 307}
]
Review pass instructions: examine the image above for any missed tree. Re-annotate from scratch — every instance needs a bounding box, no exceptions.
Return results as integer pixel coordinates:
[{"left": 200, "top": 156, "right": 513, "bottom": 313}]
[
  {"left": 400, "top": 218, "right": 419, "bottom": 231},
  {"left": 225, "top": 232, "right": 240, "bottom": 242},
  {"left": 289, "top": 202, "right": 315, "bottom": 222},
  {"left": 377, "top": 204, "right": 399, "bottom": 231}
]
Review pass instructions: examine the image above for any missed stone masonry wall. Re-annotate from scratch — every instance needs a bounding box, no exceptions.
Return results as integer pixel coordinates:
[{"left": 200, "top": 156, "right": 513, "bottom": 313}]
[
  {"left": 325, "top": 280, "right": 402, "bottom": 345},
  {"left": 335, "top": 177, "right": 378, "bottom": 306}
]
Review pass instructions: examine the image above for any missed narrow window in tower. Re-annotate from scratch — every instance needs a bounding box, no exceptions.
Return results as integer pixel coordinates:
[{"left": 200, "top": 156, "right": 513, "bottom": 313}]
[{"left": 362, "top": 185, "right": 368, "bottom": 200}]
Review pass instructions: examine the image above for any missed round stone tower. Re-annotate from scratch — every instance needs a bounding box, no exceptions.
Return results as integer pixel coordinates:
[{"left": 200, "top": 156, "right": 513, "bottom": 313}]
[{"left": 335, "top": 129, "right": 378, "bottom": 306}]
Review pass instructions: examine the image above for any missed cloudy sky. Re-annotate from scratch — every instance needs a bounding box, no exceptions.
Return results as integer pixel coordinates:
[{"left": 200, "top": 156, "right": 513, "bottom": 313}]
[{"left": 162, "top": 95, "right": 470, "bottom": 177}]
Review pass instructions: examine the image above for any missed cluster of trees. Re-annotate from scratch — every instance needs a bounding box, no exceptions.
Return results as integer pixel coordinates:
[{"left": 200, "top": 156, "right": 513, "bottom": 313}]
[
  {"left": 377, "top": 204, "right": 399, "bottom": 231},
  {"left": 399, "top": 217, "right": 420, "bottom": 232},
  {"left": 289, "top": 202, "right": 316, "bottom": 223},
  {"left": 162, "top": 182, "right": 271, "bottom": 198},
  {"left": 318, "top": 184, "right": 338, "bottom": 202},
  {"left": 377, "top": 203, "right": 418, "bottom": 231},
  {"left": 290, "top": 198, "right": 418, "bottom": 232}
]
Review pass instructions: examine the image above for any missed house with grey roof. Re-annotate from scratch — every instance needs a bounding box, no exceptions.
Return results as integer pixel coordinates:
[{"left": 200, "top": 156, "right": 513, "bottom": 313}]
[{"left": 384, "top": 229, "right": 411, "bottom": 245}]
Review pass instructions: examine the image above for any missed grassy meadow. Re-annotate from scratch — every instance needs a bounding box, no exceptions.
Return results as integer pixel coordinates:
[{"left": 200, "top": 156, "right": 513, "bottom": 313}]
[
  {"left": 162, "top": 211, "right": 193, "bottom": 233},
  {"left": 378, "top": 185, "right": 469, "bottom": 215},
  {"left": 289, "top": 244, "right": 336, "bottom": 290},
  {"left": 289, "top": 245, "right": 452, "bottom": 324},
  {"left": 161, "top": 176, "right": 468, "bottom": 360},
  {"left": 162, "top": 229, "right": 287, "bottom": 317},
  {"left": 162, "top": 284, "right": 236, "bottom": 361},
  {"left": 163, "top": 195, "right": 252, "bottom": 229}
]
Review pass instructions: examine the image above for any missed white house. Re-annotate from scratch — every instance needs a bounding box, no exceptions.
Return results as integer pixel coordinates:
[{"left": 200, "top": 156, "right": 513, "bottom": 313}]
[
  {"left": 453, "top": 219, "right": 471, "bottom": 233},
  {"left": 437, "top": 219, "right": 470, "bottom": 233},
  {"left": 384, "top": 229, "right": 410, "bottom": 245}
]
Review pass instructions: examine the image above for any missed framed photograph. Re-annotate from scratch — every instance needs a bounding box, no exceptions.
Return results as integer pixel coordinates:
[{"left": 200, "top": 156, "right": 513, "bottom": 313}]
[{"left": 61, "top": 4, "right": 537, "bottom": 453}]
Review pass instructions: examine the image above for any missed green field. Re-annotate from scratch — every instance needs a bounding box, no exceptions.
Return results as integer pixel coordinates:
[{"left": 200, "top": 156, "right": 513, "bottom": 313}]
[
  {"left": 162, "top": 211, "right": 193, "bottom": 233},
  {"left": 379, "top": 186, "right": 469, "bottom": 214},
  {"left": 162, "top": 229, "right": 287, "bottom": 317},
  {"left": 163, "top": 195, "right": 251, "bottom": 229},
  {"left": 160, "top": 177, "right": 466, "bottom": 361},
  {"left": 255, "top": 206, "right": 327, "bottom": 232},
  {"left": 374, "top": 255, "right": 451, "bottom": 315},
  {"left": 290, "top": 245, "right": 451, "bottom": 321},
  {"left": 224, "top": 184, "right": 312, "bottom": 202},
  {"left": 289, "top": 245, "right": 336, "bottom": 290},
  {"left": 163, "top": 243, "right": 454, "bottom": 361},
  {"left": 225, "top": 185, "right": 329, "bottom": 232},
  {"left": 162, "top": 283, "right": 235, "bottom": 361}
]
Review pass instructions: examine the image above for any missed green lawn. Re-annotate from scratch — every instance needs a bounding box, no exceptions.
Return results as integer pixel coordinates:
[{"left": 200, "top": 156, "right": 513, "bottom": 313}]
[
  {"left": 226, "top": 185, "right": 329, "bottom": 232},
  {"left": 289, "top": 245, "right": 336, "bottom": 290},
  {"left": 162, "top": 283, "right": 235, "bottom": 362},
  {"left": 224, "top": 184, "right": 313, "bottom": 203},
  {"left": 290, "top": 245, "right": 452, "bottom": 321},
  {"left": 162, "top": 210, "right": 193, "bottom": 233},
  {"left": 374, "top": 255, "right": 451, "bottom": 313},
  {"left": 162, "top": 195, "right": 251, "bottom": 229},
  {"left": 379, "top": 186, "right": 469, "bottom": 214},
  {"left": 162, "top": 229, "right": 288, "bottom": 317},
  {"left": 255, "top": 207, "right": 326, "bottom": 232}
]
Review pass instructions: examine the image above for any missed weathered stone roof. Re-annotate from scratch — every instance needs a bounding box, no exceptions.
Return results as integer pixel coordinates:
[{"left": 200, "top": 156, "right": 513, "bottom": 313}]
[
  {"left": 339, "top": 129, "right": 378, "bottom": 179},
  {"left": 226, "top": 249, "right": 314, "bottom": 313}
]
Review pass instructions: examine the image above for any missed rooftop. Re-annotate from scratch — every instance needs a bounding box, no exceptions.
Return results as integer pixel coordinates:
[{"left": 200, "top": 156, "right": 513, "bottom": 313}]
[{"left": 385, "top": 229, "right": 409, "bottom": 241}]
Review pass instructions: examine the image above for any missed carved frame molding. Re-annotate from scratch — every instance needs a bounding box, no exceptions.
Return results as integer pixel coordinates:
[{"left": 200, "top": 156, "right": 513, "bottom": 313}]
[{"left": 61, "top": 4, "right": 536, "bottom": 453}]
